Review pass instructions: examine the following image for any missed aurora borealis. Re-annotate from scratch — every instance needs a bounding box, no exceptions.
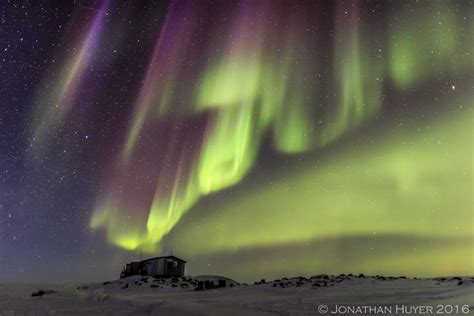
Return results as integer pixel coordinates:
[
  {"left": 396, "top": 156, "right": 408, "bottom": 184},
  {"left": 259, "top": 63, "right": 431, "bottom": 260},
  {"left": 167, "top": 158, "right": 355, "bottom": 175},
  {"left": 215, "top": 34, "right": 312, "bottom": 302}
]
[{"left": 0, "top": 0, "right": 472, "bottom": 283}]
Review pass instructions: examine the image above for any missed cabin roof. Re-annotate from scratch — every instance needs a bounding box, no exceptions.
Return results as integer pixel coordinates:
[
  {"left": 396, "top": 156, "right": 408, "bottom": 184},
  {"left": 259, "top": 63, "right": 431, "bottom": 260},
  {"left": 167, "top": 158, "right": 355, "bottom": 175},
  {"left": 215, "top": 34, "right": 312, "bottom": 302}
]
[{"left": 142, "top": 255, "right": 186, "bottom": 263}]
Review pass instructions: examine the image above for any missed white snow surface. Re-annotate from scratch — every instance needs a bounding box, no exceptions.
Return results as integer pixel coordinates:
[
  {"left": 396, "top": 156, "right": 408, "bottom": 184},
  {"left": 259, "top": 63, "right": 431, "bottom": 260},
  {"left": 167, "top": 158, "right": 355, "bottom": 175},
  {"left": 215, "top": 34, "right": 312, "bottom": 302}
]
[{"left": 1, "top": 275, "right": 473, "bottom": 315}]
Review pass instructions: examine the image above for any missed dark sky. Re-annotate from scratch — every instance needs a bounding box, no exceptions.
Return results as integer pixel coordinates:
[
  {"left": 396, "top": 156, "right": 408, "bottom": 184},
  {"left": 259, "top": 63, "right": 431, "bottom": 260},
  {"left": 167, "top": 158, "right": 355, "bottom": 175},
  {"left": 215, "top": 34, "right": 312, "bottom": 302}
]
[{"left": 0, "top": 0, "right": 472, "bottom": 283}]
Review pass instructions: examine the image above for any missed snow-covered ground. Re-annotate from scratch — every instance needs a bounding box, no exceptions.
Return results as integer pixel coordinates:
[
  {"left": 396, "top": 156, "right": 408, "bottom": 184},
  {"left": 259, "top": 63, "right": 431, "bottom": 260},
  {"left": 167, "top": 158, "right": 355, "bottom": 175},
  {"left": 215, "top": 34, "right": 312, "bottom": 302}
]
[{"left": 1, "top": 275, "right": 473, "bottom": 315}]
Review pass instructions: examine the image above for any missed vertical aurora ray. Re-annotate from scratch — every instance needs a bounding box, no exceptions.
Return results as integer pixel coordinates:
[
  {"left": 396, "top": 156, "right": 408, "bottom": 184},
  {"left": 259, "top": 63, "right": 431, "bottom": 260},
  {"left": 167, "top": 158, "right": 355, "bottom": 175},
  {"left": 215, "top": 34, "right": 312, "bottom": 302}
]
[
  {"left": 146, "top": 149, "right": 200, "bottom": 246},
  {"left": 272, "top": 86, "right": 315, "bottom": 153},
  {"left": 321, "top": 1, "right": 382, "bottom": 146},
  {"left": 142, "top": 122, "right": 203, "bottom": 249},
  {"left": 122, "top": 2, "right": 202, "bottom": 162},
  {"left": 197, "top": 103, "right": 259, "bottom": 194},
  {"left": 271, "top": 8, "right": 319, "bottom": 154},
  {"left": 195, "top": 2, "right": 270, "bottom": 194},
  {"left": 30, "top": 0, "right": 110, "bottom": 151}
]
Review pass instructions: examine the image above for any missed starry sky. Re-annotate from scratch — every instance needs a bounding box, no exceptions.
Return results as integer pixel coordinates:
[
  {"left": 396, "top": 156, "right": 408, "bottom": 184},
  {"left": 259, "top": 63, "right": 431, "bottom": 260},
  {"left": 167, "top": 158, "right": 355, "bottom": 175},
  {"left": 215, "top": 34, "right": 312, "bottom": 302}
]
[{"left": 0, "top": 0, "right": 472, "bottom": 283}]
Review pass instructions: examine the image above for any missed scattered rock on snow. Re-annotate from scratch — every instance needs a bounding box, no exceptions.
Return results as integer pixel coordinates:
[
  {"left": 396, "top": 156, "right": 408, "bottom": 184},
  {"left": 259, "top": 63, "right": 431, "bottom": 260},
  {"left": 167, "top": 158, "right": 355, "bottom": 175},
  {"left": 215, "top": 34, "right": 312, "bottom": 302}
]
[{"left": 31, "top": 290, "right": 57, "bottom": 297}]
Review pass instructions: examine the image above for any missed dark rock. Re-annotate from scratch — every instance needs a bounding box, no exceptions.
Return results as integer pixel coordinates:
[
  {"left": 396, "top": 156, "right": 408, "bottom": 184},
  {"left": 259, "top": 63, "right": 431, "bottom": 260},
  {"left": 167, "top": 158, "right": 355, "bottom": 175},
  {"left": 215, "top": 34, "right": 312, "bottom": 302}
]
[
  {"left": 76, "top": 286, "right": 88, "bottom": 290},
  {"left": 254, "top": 279, "right": 266, "bottom": 285},
  {"left": 150, "top": 284, "right": 160, "bottom": 288},
  {"left": 358, "top": 274, "right": 365, "bottom": 278},
  {"left": 103, "top": 281, "right": 111, "bottom": 285},
  {"left": 399, "top": 276, "right": 407, "bottom": 279},
  {"left": 457, "top": 281, "right": 463, "bottom": 286},
  {"left": 312, "top": 283, "right": 321, "bottom": 287},
  {"left": 279, "top": 282, "right": 285, "bottom": 288},
  {"left": 31, "top": 290, "right": 45, "bottom": 297},
  {"left": 172, "top": 284, "right": 178, "bottom": 287},
  {"left": 195, "top": 281, "right": 205, "bottom": 291},
  {"left": 218, "top": 280, "right": 226, "bottom": 288},
  {"left": 311, "top": 274, "right": 329, "bottom": 280},
  {"left": 204, "top": 280, "right": 212, "bottom": 289},
  {"left": 121, "top": 283, "right": 129, "bottom": 289}
]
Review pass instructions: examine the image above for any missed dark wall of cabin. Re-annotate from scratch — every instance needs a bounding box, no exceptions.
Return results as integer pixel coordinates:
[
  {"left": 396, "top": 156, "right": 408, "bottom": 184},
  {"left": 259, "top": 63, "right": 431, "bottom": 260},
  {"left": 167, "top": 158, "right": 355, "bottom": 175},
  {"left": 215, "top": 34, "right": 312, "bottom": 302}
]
[
  {"left": 130, "top": 262, "right": 142, "bottom": 275},
  {"left": 164, "top": 260, "right": 185, "bottom": 276},
  {"left": 121, "top": 258, "right": 186, "bottom": 278}
]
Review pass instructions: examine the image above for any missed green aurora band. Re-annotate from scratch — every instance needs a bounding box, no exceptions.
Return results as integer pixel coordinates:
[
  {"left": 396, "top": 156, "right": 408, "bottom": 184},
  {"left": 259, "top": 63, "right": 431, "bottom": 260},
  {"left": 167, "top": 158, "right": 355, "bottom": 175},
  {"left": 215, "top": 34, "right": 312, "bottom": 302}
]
[
  {"left": 164, "top": 99, "right": 473, "bottom": 279},
  {"left": 84, "top": 0, "right": 473, "bottom": 277},
  {"left": 168, "top": 104, "right": 473, "bottom": 255}
]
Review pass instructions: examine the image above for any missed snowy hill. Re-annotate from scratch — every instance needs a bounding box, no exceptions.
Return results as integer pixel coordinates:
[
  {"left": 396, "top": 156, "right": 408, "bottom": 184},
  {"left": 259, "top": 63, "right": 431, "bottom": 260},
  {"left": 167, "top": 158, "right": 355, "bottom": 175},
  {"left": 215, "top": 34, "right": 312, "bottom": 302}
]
[{"left": 1, "top": 274, "right": 473, "bottom": 315}]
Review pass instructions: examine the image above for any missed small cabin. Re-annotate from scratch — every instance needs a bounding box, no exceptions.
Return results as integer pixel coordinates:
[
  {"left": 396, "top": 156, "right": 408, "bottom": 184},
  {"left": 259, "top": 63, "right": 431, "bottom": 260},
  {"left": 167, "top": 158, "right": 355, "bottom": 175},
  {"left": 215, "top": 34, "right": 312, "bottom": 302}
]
[{"left": 121, "top": 255, "right": 186, "bottom": 278}]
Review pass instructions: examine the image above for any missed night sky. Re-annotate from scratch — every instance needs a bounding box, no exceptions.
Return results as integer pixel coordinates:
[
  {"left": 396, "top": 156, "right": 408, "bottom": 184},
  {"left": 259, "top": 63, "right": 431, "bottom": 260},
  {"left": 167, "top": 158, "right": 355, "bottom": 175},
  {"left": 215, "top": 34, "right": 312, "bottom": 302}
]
[{"left": 0, "top": 0, "right": 472, "bottom": 283}]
